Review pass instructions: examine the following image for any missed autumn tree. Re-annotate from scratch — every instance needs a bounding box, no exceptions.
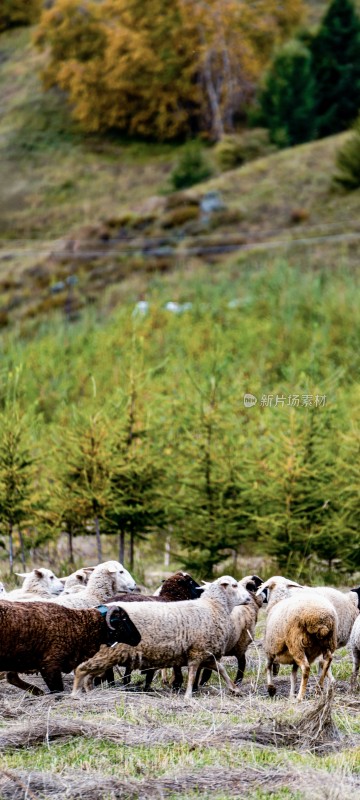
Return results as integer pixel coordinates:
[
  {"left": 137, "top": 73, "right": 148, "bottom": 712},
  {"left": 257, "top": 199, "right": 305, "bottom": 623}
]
[
  {"left": 35, "top": 0, "right": 304, "bottom": 140},
  {"left": 0, "top": 0, "right": 41, "bottom": 31}
]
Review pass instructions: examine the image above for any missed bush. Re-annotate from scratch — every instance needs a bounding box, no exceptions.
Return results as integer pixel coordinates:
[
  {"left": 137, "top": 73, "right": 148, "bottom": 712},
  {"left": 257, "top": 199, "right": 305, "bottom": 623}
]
[
  {"left": 0, "top": 0, "right": 41, "bottom": 31},
  {"left": 170, "top": 144, "right": 213, "bottom": 190},
  {"left": 334, "top": 117, "right": 360, "bottom": 189},
  {"left": 214, "top": 129, "right": 275, "bottom": 171}
]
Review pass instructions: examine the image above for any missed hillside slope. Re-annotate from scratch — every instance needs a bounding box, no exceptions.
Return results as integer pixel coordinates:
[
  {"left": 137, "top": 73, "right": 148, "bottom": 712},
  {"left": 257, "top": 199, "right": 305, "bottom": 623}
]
[{"left": 0, "top": 25, "right": 359, "bottom": 329}]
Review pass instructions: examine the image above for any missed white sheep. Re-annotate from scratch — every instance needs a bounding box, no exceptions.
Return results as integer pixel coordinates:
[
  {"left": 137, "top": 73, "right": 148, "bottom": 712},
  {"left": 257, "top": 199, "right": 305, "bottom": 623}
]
[
  {"left": 72, "top": 575, "right": 251, "bottom": 700},
  {"left": 196, "top": 574, "right": 265, "bottom": 690},
  {"left": 5, "top": 568, "right": 64, "bottom": 601},
  {"left": 61, "top": 567, "right": 94, "bottom": 594},
  {"left": 350, "top": 614, "right": 360, "bottom": 689},
  {"left": 258, "top": 576, "right": 338, "bottom": 701},
  {"left": 55, "top": 561, "right": 136, "bottom": 609}
]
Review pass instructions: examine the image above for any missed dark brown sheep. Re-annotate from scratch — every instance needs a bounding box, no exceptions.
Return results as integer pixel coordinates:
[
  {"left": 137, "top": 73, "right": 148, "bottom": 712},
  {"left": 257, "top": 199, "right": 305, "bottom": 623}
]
[
  {"left": 0, "top": 600, "right": 141, "bottom": 695},
  {"left": 108, "top": 571, "right": 201, "bottom": 604}
]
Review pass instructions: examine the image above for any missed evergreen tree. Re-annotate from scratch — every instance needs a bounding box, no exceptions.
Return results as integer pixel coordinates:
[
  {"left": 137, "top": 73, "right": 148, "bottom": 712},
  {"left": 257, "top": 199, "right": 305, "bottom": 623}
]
[
  {"left": 106, "top": 375, "right": 166, "bottom": 570},
  {"left": 169, "top": 374, "right": 255, "bottom": 577},
  {"left": 0, "top": 410, "right": 39, "bottom": 573},
  {"left": 311, "top": 0, "right": 360, "bottom": 136},
  {"left": 257, "top": 40, "right": 317, "bottom": 147},
  {"left": 53, "top": 412, "right": 112, "bottom": 563},
  {"left": 254, "top": 410, "right": 342, "bottom": 579}
]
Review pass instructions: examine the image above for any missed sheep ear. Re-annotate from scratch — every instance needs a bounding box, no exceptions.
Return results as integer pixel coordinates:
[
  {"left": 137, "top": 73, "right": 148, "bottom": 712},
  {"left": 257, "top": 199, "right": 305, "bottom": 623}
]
[
  {"left": 82, "top": 567, "right": 95, "bottom": 573},
  {"left": 250, "top": 575, "right": 263, "bottom": 589},
  {"left": 350, "top": 587, "right": 360, "bottom": 610},
  {"left": 286, "top": 581, "right": 304, "bottom": 589},
  {"left": 194, "top": 586, "right": 205, "bottom": 595},
  {"left": 34, "top": 569, "right": 44, "bottom": 578},
  {"left": 15, "top": 572, "right": 28, "bottom": 578},
  {"left": 219, "top": 581, "right": 230, "bottom": 589},
  {"left": 245, "top": 580, "right": 257, "bottom": 593},
  {"left": 201, "top": 580, "right": 210, "bottom": 587}
]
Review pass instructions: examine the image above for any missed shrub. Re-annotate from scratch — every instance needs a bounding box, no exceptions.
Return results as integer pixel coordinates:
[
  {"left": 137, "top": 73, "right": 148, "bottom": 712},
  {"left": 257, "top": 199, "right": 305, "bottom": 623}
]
[
  {"left": 170, "top": 144, "right": 213, "bottom": 190},
  {"left": 334, "top": 117, "right": 360, "bottom": 189},
  {"left": 0, "top": 0, "right": 41, "bottom": 31},
  {"left": 161, "top": 205, "right": 199, "bottom": 229},
  {"left": 214, "top": 129, "right": 275, "bottom": 171}
]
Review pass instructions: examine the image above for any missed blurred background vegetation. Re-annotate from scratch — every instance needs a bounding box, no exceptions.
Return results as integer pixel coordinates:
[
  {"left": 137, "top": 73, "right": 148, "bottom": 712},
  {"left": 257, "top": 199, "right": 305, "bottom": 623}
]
[{"left": 0, "top": 0, "right": 359, "bottom": 585}]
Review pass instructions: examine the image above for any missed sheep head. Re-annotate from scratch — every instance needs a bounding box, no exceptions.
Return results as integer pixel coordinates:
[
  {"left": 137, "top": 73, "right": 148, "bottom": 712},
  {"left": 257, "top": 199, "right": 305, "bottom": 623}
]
[{"left": 105, "top": 606, "right": 141, "bottom": 647}]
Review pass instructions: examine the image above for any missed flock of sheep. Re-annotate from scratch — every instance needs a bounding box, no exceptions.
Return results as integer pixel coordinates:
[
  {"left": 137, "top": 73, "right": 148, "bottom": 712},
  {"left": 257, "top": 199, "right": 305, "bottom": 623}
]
[{"left": 0, "top": 560, "right": 360, "bottom": 702}]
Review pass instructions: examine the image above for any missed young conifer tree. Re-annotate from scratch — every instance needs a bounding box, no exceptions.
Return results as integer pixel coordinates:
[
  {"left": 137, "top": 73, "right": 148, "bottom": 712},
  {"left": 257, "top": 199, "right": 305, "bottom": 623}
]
[
  {"left": 0, "top": 408, "right": 39, "bottom": 573},
  {"left": 311, "top": 0, "right": 360, "bottom": 136},
  {"left": 257, "top": 40, "right": 316, "bottom": 147}
]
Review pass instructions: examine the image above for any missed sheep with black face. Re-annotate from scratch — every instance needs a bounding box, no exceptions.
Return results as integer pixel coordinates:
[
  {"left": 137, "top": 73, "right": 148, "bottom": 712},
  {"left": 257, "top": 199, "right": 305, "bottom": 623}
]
[{"left": 0, "top": 599, "right": 140, "bottom": 695}]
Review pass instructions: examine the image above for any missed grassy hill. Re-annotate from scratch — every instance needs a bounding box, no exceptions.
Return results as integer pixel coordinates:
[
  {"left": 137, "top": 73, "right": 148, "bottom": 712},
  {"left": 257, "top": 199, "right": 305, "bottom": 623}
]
[{"left": 0, "top": 25, "right": 359, "bottom": 330}]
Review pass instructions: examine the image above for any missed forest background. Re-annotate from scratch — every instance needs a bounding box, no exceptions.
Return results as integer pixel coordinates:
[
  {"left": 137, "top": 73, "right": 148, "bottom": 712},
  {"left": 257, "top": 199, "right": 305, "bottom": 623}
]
[{"left": 0, "top": 0, "right": 360, "bottom": 587}]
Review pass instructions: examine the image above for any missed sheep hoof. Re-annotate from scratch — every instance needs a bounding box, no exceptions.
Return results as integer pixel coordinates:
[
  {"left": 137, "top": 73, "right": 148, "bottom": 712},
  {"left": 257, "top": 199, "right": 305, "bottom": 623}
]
[{"left": 268, "top": 685, "right": 276, "bottom": 698}]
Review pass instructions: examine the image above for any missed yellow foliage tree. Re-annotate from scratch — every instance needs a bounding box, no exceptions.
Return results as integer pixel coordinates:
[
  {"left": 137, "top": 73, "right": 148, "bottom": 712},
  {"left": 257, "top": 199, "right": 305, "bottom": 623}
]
[
  {"left": 35, "top": 0, "right": 304, "bottom": 140},
  {"left": 0, "top": 0, "right": 41, "bottom": 31}
]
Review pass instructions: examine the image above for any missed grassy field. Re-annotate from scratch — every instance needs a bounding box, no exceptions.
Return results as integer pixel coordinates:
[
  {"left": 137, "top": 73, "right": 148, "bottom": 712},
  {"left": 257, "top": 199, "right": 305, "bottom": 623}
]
[{"left": 0, "top": 612, "right": 359, "bottom": 800}]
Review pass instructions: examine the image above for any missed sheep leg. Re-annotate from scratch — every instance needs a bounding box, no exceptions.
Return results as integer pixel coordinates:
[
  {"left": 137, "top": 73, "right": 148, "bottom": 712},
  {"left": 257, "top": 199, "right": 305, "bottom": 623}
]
[
  {"left": 199, "top": 658, "right": 241, "bottom": 695},
  {"left": 184, "top": 663, "right": 199, "bottom": 700},
  {"left": 194, "top": 667, "right": 211, "bottom": 688},
  {"left": 235, "top": 653, "right": 246, "bottom": 685},
  {"left": 295, "top": 655, "right": 311, "bottom": 701},
  {"left": 6, "top": 671, "right": 44, "bottom": 696},
  {"left": 123, "top": 665, "right": 132, "bottom": 686},
  {"left": 41, "top": 669, "right": 64, "bottom": 693},
  {"left": 215, "top": 661, "right": 241, "bottom": 694},
  {"left": 161, "top": 668, "right": 170, "bottom": 686},
  {"left": 266, "top": 657, "right": 276, "bottom": 697},
  {"left": 317, "top": 657, "right": 334, "bottom": 687},
  {"left": 289, "top": 664, "right": 298, "bottom": 700},
  {"left": 351, "top": 648, "right": 360, "bottom": 691},
  {"left": 93, "top": 668, "right": 115, "bottom": 688},
  {"left": 170, "top": 667, "right": 184, "bottom": 690},
  {"left": 317, "top": 649, "right": 333, "bottom": 692},
  {"left": 144, "top": 669, "right": 156, "bottom": 690}
]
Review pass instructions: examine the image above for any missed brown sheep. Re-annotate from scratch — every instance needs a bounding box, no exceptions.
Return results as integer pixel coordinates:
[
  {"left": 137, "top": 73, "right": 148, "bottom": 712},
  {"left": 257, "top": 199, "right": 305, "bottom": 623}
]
[
  {"left": 259, "top": 576, "right": 337, "bottom": 701},
  {"left": 0, "top": 600, "right": 140, "bottom": 695}
]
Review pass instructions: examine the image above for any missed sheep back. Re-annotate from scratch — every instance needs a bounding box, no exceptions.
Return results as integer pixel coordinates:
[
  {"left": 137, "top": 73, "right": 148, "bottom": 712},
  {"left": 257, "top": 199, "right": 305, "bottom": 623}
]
[{"left": 264, "top": 592, "right": 337, "bottom": 666}]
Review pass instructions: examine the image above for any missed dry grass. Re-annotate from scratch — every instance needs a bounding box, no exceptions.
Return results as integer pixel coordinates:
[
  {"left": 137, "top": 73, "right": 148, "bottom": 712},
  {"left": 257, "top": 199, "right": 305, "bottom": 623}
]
[{"left": 0, "top": 640, "right": 359, "bottom": 799}]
